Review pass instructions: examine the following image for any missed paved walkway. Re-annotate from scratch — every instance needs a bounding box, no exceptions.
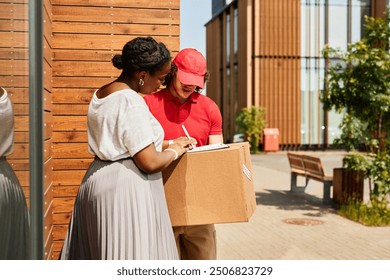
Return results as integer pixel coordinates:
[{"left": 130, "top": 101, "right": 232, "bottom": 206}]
[{"left": 216, "top": 151, "right": 390, "bottom": 260}]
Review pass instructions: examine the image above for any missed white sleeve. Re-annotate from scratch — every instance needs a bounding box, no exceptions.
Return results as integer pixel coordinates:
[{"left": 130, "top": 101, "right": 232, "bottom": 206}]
[
  {"left": 0, "top": 89, "right": 14, "bottom": 156},
  {"left": 119, "top": 103, "right": 156, "bottom": 157}
]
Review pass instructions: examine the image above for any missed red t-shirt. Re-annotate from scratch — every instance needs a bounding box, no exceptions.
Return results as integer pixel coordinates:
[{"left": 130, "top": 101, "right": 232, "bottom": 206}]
[{"left": 144, "top": 88, "right": 223, "bottom": 146}]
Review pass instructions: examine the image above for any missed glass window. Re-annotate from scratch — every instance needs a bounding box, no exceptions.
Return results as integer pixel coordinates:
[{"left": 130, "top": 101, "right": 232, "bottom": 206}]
[
  {"left": 300, "top": 1, "right": 326, "bottom": 145},
  {"left": 233, "top": 64, "right": 238, "bottom": 130},
  {"left": 351, "top": 0, "right": 371, "bottom": 43},
  {"left": 301, "top": 58, "right": 325, "bottom": 145},
  {"left": 226, "top": 13, "right": 230, "bottom": 64},
  {"left": 301, "top": 2, "right": 308, "bottom": 57},
  {"left": 309, "top": 58, "right": 321, "bottom": 144},
  {"left": 226, "top": 67, "right": 231, "bottom": 138},
  {"left": 328, "top": 1, "right": 348, "bottom": 51},
  {"left": 234, "top": 8, "right": 238, "bottom": 63},
  {"left": 301, "top": 0, "right": 372, "bottom": 146},
  {"left": 301, "top": 60, "right": 310, "bottom": 144}
]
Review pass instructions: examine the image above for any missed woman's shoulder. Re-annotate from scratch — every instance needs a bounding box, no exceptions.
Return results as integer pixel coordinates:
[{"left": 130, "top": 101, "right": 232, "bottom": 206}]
[
  {"left": 0, "top": 87, "right": 8, "bottom": 100},
  {"left": 93, "top": 88, "right": 141, "bottom": 103}
]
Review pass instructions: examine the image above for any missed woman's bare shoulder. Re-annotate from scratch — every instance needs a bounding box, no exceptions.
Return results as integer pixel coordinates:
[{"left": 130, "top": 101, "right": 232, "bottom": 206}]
[{"left": 95, "top": 81, "right": 130, "bottom": 99}]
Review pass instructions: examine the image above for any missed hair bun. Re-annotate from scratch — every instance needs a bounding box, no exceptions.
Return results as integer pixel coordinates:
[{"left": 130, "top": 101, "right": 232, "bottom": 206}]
[{"left": 112, "top": 54, "right": 123, "bottom": 69}]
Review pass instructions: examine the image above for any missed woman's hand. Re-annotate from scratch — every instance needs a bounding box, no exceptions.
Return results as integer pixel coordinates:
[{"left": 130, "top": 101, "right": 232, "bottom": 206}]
[
  {"left": 171, "top": 136, "right": 197, "bottom": 149},
  {"left": 167, "top": 137, "right": 196, "bottom": 158},
  {"left": 134, "top": 138, "right": 193, "bottom": 174}
]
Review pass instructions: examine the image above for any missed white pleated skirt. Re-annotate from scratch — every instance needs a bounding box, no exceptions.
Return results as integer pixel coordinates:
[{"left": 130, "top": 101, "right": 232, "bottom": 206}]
[
  {"left": 0, "top": 157, "right": 30, "bottom": 260},
  {"left": 60, "top": 157, "right": 178, "bottom": 260}
]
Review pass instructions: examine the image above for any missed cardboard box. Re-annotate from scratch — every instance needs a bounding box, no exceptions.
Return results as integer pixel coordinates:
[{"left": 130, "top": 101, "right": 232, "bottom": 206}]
[{"left": 162, "top": 142, "right": 256, "bottom": 226}]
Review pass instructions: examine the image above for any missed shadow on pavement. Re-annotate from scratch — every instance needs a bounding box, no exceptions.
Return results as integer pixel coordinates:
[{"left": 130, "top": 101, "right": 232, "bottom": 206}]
[{"left": 255, "top": 190, "right": 337, "bottom": 217}]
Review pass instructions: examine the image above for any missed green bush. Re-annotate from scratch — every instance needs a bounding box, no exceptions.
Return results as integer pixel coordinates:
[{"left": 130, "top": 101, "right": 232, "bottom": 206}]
[
  {"left": 339, "top": 198, "right": 390, "bottom": 226},
  {"left": 236, "top": 106, "right": 266, "bottom": 154}
]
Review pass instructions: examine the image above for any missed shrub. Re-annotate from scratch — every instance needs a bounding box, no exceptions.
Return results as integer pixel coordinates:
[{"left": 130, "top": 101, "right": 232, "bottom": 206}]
[
  {"left": 339, "top": 198, "right": 390, "bottom": 226},
  {"left": 236, "top": 106, "right": 266, "bottom": 154}
]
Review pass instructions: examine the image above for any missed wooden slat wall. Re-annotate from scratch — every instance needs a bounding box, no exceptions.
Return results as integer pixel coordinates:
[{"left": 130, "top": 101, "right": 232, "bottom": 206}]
[
  {"left": 372, "top": 0, "right": 388, "bottom": 18},
  {"left": 257, "top": 0, "right": 301, "bottom": 146},
  {"left": 43, "top": 0, "right": 54, "bottom": 260},
  {"left": 51, "top": 0, "right": 180, "bottom": 259},
  {"left": 0, "top": 0, "right": 30, "bottom": 221},
  {"left": 206, "top": 17, "right": 222, "bottom": 113}
]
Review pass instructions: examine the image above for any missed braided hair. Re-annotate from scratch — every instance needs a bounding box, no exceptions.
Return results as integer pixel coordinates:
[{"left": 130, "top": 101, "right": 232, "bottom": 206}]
[{"left": 112, "top": 37, "right": 171, "bottom": 76}]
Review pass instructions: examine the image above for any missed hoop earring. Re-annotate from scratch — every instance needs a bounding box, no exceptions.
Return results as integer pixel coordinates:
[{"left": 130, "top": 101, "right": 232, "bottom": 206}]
[{"left": 139, "top": 78, "right": 144, "bottom": 87}]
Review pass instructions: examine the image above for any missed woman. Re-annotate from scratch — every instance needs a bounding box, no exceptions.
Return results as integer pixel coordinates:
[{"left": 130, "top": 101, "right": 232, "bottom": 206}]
[
  {"left": 60, "top": 37, "right": 194, "bottom": 260},
  {"left": 0, "top": 86, "right": 30, "bottom": 259}
]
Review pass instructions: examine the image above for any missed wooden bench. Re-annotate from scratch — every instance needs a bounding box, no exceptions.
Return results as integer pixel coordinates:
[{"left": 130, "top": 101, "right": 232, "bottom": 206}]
[{"left": 287, "top": 152, "right": 333, "bottom": 204}]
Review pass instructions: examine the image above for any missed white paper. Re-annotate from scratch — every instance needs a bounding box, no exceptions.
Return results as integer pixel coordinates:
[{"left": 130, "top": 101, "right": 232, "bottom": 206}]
[{"left": 187, "top": 143, "right": 229, "bottom": 153}]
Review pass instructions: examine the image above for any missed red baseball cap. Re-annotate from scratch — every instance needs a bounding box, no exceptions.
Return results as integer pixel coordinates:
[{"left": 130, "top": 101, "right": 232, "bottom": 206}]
[{"left": 172, "top": 48, "right": 206, "bottom": 88}]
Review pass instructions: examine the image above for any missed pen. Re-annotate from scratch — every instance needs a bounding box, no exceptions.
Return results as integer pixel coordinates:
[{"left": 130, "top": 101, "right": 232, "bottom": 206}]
[{"left": 181, "top": 124, "right": 195, "bottom": 149}]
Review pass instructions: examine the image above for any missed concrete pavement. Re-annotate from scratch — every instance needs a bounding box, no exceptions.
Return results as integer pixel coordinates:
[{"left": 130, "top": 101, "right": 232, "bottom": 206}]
[{"left": 216, "top": 151, "right": 390, "bottom": 260}]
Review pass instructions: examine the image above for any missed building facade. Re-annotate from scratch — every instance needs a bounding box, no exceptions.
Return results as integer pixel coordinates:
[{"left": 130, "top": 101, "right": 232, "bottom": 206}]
[{"left": 206, "top": 0, "right": 389, "bottom": 148}]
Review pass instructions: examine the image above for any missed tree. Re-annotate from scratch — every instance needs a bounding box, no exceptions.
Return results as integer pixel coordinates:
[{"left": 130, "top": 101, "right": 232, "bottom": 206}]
[{"left": 321, "top": 8, "right": 390, "bottom": 201}]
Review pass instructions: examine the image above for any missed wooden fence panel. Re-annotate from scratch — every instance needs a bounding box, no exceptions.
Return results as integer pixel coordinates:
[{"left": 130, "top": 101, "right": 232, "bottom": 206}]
[{"left": 51, "top": 1, "right": 180, "bottom": 259}]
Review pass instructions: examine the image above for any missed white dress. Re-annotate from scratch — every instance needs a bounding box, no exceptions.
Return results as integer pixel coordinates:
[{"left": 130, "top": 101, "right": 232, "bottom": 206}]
[
  {"left": 0, "top": 88, "right": 30, "bottom": 259},
  {"left": 60, "top": 89, "right": 178, "bottom": 260}
]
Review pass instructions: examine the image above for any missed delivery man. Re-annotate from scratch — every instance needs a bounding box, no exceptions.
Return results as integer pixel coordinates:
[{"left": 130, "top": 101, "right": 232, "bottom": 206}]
[{"left": 144, "top": 48, "right": 223, "bottom": 260}]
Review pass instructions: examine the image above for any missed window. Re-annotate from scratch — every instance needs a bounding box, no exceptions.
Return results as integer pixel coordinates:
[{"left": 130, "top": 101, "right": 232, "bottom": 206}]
[{"left": 300, "top": 0, "right": 371, "bottom": 146}]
